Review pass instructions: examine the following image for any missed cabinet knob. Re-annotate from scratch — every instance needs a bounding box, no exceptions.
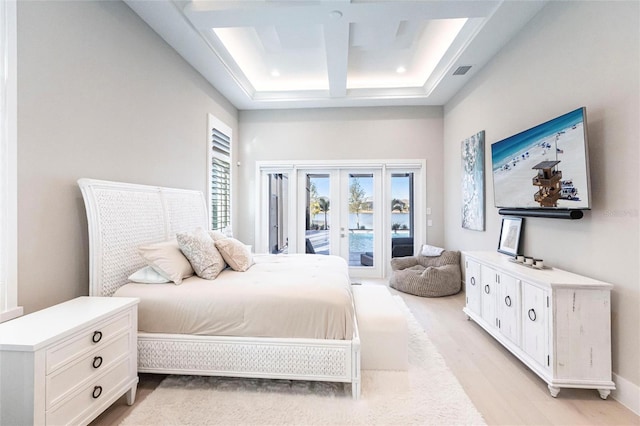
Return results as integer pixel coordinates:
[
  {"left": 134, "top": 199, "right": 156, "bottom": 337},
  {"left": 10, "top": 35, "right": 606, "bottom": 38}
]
[
  {"left": 528, "top": 308, "right": 537, "bottom": 322},
  {"left": 484, "top": 284, "right": 490, "bottom": 294},
  {"left": 470, "top": 277, "right": 476, "bottom": 286},
  {"left": 504, "top": 295, "right": 512, "bottom": 307},
  {"left": 92, "top": 385, "right": 103, "bottom": 399},
  {"left": 92, "top": 356, "right": 103, "bottom": 369},
  {"left": 92, "top": 330, "right": 103, "bottom": 343}
]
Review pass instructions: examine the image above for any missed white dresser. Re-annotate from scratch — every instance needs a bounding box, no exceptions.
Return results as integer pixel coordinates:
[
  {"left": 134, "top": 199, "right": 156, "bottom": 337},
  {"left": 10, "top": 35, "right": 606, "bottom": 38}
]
[
  {"left": 0, "top": 297, "right": 139, "bottom": 425},
  {"left": 463, "top": 251, "right": 615, "bottom": 399}
]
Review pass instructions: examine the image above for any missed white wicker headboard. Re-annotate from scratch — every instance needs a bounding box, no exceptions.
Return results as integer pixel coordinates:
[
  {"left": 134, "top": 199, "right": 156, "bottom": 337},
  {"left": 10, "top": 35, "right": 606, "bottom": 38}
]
[{"left": 78, "top": 178, "right": 208, "bottom": 297}]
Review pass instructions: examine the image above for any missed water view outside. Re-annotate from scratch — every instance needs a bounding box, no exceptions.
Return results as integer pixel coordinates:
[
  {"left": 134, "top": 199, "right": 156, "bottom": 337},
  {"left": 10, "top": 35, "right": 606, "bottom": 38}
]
[
  {"left": 311, "top": 212, "right": 410, "bottom": 230},
  {"left": 307, "top": 213, "right": 410, "bottom": 260},
  {"left": 349, "top": 230, "right": 410, "bottom": 251},
  {"left": 306, "top": 229, "right": 411, "bottom": 265}
]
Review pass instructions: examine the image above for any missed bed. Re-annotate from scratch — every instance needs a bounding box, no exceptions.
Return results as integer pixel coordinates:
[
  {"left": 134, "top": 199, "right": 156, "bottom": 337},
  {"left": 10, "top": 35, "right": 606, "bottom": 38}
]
[{"left": 78, "top": 178, "right": 361, "bottom": 398}]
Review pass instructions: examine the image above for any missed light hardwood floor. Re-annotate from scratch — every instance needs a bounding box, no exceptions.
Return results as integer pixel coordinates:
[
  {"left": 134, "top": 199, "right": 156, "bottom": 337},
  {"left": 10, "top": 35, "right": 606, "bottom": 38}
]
[{"left": 92, "top": 279, "right": 639, "bottom": 425}]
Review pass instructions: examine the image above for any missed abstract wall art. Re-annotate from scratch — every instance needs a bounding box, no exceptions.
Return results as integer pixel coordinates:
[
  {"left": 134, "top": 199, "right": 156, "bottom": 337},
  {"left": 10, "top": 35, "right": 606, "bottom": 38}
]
[{"left": 461, "top": 130, "right": 485, "bottom": 231}]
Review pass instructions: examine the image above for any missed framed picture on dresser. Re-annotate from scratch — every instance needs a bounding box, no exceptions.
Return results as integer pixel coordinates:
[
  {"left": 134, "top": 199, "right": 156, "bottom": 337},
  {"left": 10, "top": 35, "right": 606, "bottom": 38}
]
[{"left": 497, "top": 216, "right": 523, "bottom": 256}]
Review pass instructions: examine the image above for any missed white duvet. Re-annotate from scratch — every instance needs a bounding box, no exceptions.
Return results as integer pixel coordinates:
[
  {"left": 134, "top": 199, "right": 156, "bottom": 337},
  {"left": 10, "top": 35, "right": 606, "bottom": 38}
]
[{"left": 114, "top": 254, "right": 354, "bottom": 340}]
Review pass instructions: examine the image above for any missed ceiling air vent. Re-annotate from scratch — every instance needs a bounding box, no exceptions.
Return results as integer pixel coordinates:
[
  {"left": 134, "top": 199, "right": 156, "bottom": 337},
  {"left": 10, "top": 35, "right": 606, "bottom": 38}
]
[{"left": 453, "top": 65, "right": 472, "bottom": 76}]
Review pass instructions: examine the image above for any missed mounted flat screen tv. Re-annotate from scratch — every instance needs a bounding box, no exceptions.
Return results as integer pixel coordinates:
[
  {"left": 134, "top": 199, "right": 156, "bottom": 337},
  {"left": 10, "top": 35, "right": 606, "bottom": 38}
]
[{"left": 491, "top": 107, "right": 591, "bottom": 210}]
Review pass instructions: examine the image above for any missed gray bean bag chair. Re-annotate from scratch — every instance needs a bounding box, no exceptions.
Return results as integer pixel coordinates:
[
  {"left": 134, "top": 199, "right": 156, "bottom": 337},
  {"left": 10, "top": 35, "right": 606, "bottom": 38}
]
[{"left": 389, "top": 250, "right": 461, "bottom": 297}]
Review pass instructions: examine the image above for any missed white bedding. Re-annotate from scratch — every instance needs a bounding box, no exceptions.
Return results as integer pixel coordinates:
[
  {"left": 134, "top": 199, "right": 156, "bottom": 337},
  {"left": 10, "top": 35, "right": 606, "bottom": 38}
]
[{"left": 114, "top": 254, "right": 354, "bottom": 340}]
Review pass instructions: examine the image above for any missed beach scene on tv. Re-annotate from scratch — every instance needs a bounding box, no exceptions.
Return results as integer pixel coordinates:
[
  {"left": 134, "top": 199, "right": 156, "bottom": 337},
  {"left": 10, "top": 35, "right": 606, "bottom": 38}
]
[{"left": 491, "top": 108, "right": 590, "bottom": 209}]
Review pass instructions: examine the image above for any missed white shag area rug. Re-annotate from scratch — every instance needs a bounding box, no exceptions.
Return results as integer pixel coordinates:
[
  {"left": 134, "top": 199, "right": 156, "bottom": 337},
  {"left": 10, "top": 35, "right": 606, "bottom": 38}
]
[{"left": 121, "top": 297, "right": 485, "bottom": 425}]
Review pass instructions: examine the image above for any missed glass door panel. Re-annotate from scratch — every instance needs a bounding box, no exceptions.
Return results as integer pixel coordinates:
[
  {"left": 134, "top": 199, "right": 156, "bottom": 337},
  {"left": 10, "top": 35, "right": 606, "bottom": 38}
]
[
  {"left": 348, "top": 173, "right": 374, "bottom": 266},
  {"left": 304, "top": 173, "right": 331, "bottom": 255},
  {"left": 342, "top": 170, "right": 381, "bottom": 277},
  {"left": 267, "top": 173, "right": 289, "bottom": 254},
  {"left": 390, "top": 172, "right": 414, "bottom": 258}
]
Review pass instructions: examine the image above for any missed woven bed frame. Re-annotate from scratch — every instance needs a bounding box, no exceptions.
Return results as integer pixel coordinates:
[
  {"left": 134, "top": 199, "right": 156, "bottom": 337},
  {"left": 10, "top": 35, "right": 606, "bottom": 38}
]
[{"left": 78, "top": 178, "right": 361, "bottom": 398}]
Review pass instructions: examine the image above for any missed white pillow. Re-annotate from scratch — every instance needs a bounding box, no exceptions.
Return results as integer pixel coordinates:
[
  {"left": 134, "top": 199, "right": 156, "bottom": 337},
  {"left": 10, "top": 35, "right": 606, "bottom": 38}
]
[
  {"left": 177, "top": 228, "right": 226, "bottom": 280},
  {"left": 128, "top": 266, "right": 171, "bottom": 284},
  {"left": 137, "top": 239, "right": 194, "bottom": 284},
  {"left": 215, "top": 238, "right": 254, "bottom": 272},
  {"left": 421, "top": 244, "right": 445, "bottom": 257}
]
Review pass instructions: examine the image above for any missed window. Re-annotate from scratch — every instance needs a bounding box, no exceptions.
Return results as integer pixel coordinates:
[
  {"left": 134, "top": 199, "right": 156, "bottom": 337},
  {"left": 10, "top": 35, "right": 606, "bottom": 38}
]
[
  {"left": 208, "top": 114, "right": 232, "bottom": 231},
  {"left": 0, "top": 0, "right": 21, "bottom": 322}
]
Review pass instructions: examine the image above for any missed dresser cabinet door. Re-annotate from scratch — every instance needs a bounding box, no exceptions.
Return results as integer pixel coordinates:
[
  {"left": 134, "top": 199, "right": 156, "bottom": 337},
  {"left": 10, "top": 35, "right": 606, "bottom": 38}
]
[
  {"left": 480, "top": 265, "right": 497, "bottom": 328},
  {"left": 465, "top": 259, "right": 482, "bottom": 315},
  {"left": 522, "top": 281, "right": 549, "bottom": 368},
  {"left": 497, "top": 274, "right": 520, "bottom": 345}
]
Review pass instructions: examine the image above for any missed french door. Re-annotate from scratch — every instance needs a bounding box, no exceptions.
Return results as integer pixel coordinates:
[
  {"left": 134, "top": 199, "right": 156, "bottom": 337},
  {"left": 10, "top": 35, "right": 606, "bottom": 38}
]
[
  {"left": 297, "top": 169, "right": 383, "bottom": 277},
  {"left": 257, "top": 160, "right": 424, "bottom": 278}
]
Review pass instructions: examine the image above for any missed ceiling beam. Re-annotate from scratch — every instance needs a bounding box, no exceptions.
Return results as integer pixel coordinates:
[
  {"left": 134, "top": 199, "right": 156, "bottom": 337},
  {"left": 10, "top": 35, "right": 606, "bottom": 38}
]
[{"left": 324, "top": 18, "right": 350, "bottom": 98}]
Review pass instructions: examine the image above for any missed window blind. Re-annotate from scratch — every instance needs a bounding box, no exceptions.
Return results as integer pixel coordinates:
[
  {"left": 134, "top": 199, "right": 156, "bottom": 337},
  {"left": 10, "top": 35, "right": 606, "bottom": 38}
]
[{"left": 210, "top": 126, "right": 231, "bottom": 231}]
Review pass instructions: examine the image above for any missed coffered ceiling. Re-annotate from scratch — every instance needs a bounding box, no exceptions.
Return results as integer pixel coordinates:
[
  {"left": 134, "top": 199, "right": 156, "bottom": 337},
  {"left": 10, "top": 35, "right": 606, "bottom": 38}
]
[{"left": 125, "top": 1, "right": 547, "bottom": 110}]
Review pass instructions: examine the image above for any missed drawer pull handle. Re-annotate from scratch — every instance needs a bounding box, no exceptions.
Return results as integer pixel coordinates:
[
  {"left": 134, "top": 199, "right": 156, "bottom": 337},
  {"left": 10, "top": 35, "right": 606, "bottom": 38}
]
[
  {"left": 484, "top": 284, "right": 490, "bottom": 294},
  {"left": 470, "top": 277, "right": 476, "bottom": 286},
  {"left": 92, "top": 386, "right": 103, "bottom": 399},
  {"left": 505, "top": 296, "right": 512, "bottom": 307},
  {"left": 528, "top": 308, "right": 537, "bottom": 322},
  {"left": 92, "top": 331, "right": 103, "bottom": 343},
  {"left": 92, "top": 356, "right": 103, "bottom": 369}
]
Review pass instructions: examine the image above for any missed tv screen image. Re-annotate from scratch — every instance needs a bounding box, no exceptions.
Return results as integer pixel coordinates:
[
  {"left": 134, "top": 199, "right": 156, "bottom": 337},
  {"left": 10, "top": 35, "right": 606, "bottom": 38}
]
[{"left": 491, "top": 107, "right": 591, "bottom": 209}]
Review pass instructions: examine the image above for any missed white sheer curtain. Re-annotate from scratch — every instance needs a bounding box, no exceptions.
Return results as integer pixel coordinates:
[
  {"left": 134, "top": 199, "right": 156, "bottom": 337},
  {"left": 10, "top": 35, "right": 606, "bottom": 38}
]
[{"left": 0, "top": 0, "right": 20, "bottom": 322}]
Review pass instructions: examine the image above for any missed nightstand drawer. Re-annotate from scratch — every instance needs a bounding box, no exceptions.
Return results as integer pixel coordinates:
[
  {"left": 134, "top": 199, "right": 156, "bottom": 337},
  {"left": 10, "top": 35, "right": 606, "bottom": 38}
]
[
  {"left": 46, "top": 311, "right": 131, "bottom": 373},
  {"left": 46, "top": 332, "right": 131, "bottom": 409},
  {"left": 46, "top": 357, "right": 131, "bottom": 426}
]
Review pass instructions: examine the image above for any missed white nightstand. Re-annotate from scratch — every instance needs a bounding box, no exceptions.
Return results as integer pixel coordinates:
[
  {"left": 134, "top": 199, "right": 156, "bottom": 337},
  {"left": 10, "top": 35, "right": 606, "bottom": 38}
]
[{"left": 0, "top": 296, "right": 139, "bottom": 425}]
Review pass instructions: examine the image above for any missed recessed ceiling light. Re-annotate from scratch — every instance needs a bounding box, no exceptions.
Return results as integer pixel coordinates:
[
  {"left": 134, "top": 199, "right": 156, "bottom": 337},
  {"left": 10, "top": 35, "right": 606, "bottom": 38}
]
[
  {"left": 329, "top": 10, "right": 343, "bottom": 19},
  {"left": 271, "top": 70, "right": 280, "bottom": 77},
  {"left": 396, "top": 66, "right": 406, "bottom": 74}
]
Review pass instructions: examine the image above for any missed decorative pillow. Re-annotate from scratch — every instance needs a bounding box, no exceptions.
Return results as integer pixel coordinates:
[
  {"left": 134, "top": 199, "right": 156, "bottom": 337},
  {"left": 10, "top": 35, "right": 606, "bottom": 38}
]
[
  {"left": 177, "top": 228, "right": 226, "bottom": 280},
  {"left": 128, "top": 266, "right": 171, "bottom": 284},
  {"left": 215, "top": 238, "right": 254, "bottom": 272},
  {"left": 137, "top": 239, "right": 194, "bottom": 284}
]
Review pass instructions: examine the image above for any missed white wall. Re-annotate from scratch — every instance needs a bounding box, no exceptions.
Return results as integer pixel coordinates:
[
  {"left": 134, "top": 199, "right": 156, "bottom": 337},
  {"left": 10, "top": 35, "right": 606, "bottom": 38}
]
[
  {"left": 237, "top": 107, "right": 443, "bottom": 247},
  {"left": 17, "top": 1, "right": 238, "bottom": 313},
  {"left": 444, "top": 1, "right": 639, "bottom": 388}
]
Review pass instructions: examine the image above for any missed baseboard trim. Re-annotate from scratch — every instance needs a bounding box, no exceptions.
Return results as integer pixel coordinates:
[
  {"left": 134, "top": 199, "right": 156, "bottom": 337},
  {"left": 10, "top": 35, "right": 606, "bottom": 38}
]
[{"left": 612, "top": 372, "right": 640, "bottom": 415}]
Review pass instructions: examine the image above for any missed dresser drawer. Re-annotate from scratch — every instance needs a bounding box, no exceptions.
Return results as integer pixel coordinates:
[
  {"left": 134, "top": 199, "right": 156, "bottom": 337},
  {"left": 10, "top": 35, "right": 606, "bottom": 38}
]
[
  {"left": 46, "top": 310, "right": 131, "bottom": 373},
  {"left": 46, "top": 332, "right": 131, "bottom": 409},
  {"left": 46, "top": 357, "right": 131, "bottom": 426}
]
